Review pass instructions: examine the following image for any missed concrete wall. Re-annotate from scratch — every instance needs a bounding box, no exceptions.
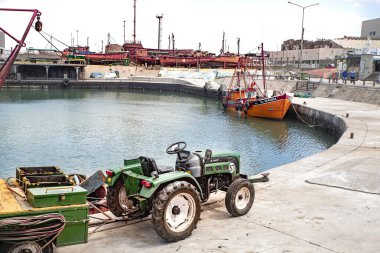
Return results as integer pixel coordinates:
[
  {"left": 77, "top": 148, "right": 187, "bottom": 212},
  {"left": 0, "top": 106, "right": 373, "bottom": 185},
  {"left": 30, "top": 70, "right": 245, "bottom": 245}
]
[
  {"left": 359, "top": 54, "right": 373, "bottom": 79},
  {"left": 361, "top": 18, "right": 380, "bottom": 39},
  {"left": 313, "top": 84, "right": 380, "bottom": 105},
  {"left": 0, "top": 31, "right": 4, "bottom": 48},
  {"left": 291, "top": 103, "right": 347, "bottom": 138},
  {"left": 83, "top": 65, "right": 159, "bottom": 79}
]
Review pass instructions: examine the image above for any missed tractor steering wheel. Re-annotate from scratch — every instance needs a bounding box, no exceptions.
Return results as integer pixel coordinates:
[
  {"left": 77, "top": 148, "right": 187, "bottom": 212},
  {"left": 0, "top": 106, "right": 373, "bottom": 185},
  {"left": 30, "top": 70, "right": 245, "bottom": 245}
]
[{"left": 166, "top": 141, "right": 187, "bottom": 154}]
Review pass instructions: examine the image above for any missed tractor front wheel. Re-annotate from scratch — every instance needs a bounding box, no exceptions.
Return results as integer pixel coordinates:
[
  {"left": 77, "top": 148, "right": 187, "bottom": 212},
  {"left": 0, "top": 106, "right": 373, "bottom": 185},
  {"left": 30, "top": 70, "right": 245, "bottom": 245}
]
[
  {"left": 225, "top": 178, "right": 255, "bottom": 217},
  {"left": 106, "top": 178, "right": 129, "bottom": 217},
  {"left": 151, "top": 181, "right": 201, "bottom": 242}
]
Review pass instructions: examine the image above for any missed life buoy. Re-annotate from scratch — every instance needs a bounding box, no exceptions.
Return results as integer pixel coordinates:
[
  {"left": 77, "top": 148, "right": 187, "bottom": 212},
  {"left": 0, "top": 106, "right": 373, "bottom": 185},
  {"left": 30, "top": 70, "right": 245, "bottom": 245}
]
[{"left": 63, "top": 78, "right": 70, "bottom": 86}]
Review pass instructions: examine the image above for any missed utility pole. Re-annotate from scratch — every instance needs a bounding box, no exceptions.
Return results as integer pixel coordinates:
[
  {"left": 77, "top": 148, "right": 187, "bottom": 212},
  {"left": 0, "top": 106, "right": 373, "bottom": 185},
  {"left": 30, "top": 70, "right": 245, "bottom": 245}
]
[
  {"left": 123, "top": 20, "right": 126, "bottom": 44},
  {"left": 168, "top": 34, "right": 171, "bottom": 50},
  {"left": 101, "top": 40, "right": 103, "bottom": 53},
  {"left": 156, "top": 14, "right": 163, "bottom": 49},
  {"left": 172, "top": 33, "right": 175, "bottom": 51},
  {"left": 87, "top": 37, "right": 89, "bottom": 47},
  {"left": 288, "top": 1, "right": 319, "bottom": 71},
  {"left": 221, "top": 31, "right": 225, "bottom": 54},
  {"left": 133, "top": 0, "right": 137, "bottom": 43},
  {"left": 76, "top": 29, "right": 78, "bottom": 47},
  {"left": 237, "top": 37, "right": 240, "bottom": 55}
]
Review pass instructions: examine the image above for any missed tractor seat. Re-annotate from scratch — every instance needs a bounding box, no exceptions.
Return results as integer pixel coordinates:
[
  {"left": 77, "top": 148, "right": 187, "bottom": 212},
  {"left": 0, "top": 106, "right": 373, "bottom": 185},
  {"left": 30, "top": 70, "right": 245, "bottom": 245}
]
[
  {"left": 157, "top": 165, "right": 175, "bottom": 174},
  {"left": 139, "top": 156, "right": 175, "bottom": 176}
]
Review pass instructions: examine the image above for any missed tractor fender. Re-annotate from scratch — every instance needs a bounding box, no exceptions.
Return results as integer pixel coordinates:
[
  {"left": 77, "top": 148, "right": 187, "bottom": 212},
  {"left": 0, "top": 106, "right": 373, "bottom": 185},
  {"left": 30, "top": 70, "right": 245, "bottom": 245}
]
[
  {"left": 105, "top": 167, "right": 126, "bottom": 186},
  {"left": 139, "top": 172, "right": 203, "bottom": 199}
]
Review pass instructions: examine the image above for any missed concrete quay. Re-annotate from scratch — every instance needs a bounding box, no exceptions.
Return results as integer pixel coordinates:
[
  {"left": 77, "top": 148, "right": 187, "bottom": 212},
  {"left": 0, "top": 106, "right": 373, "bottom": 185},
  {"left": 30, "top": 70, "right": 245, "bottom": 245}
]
[{"left": 56, "top": 95, "right": 380, "bottom": 253}]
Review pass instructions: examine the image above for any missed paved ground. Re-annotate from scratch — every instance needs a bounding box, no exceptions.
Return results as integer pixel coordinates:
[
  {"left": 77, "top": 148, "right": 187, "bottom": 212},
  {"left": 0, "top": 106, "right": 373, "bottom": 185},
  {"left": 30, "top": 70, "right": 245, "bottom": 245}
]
[{"left": 57, "top": 97, "right": 380, "bottom": 253}]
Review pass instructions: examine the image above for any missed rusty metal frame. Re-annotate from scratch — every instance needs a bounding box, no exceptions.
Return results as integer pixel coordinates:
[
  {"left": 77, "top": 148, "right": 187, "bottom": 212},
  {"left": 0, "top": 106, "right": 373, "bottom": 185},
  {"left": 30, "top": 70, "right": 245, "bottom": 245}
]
[{"left": 0, "top": 8, "right": 41, "bottom": 87}]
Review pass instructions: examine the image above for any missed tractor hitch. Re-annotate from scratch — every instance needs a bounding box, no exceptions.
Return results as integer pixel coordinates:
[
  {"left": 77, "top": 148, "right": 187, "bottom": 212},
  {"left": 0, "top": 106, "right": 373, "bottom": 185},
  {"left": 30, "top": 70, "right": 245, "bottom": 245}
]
[{"left": 248, "top": 172, "right": 270, "bottom": 183}]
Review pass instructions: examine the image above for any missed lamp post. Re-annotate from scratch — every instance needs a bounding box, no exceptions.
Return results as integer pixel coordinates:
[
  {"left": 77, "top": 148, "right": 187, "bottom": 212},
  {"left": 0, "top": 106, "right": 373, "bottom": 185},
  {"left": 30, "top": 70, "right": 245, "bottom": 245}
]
[
  {"left": 76, "top": 29, "right": 79, "bottom": 47},
  {"left": 288, "top": 1, "right": 319, "bottom": 71}
]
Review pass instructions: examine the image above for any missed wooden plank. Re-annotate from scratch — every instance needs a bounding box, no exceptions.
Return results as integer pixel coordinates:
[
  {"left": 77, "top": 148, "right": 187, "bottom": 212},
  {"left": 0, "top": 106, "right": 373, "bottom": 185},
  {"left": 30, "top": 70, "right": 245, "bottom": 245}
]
[{"left": 0, "top": 179, "right": 23, "bottom": 215}]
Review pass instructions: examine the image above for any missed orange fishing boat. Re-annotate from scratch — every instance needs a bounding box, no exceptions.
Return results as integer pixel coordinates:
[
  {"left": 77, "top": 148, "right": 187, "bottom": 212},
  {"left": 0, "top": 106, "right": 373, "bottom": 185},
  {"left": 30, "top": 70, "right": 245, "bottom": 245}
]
[
  {"left": 223, "top": 43, "right": 292, "bottom": 120},
  {"left": 243, "top": 43, "right": 292, "bottom": 120},
  {"left": 245, "top": 93, "right": 292, "bottom": 119},
  {"left": 222, "top": 68, "right": 258, "bottom": 111}
]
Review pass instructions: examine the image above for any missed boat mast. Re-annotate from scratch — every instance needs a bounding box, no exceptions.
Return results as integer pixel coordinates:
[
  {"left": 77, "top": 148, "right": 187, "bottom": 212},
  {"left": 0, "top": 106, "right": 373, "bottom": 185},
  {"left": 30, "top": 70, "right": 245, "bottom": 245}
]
[{"left": 261, "top": 42, "right": 266, "bottom": 96}]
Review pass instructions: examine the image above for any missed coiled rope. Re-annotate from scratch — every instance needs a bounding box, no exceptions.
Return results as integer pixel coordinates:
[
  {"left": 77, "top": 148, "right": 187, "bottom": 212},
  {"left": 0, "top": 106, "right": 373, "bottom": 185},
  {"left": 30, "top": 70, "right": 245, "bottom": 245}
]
[{"left": 0, "top": 213, "right": 65, "bottom": 249}]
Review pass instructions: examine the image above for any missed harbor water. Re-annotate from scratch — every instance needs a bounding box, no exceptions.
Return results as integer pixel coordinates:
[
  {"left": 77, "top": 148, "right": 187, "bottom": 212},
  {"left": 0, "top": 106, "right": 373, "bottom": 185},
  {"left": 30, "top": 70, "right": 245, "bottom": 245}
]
[{"left": 0, "top": 89, "right": 337, "bottom": 178}]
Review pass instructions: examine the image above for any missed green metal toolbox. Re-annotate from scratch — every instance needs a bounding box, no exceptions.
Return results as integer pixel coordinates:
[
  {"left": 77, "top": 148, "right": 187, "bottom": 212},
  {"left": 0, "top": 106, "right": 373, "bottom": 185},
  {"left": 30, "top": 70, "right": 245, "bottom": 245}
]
[
  {"left": 22, "top": 174, "right": 74, "bottom": 191},
  {"left": 16, "top": 166, "right": 63, "bottom": 185},
  {"left": 54, "top": 205, "right": 89, "bottom": 247},
  {"left": 26, "top": 186, "right": 87, "bottom": 208}
]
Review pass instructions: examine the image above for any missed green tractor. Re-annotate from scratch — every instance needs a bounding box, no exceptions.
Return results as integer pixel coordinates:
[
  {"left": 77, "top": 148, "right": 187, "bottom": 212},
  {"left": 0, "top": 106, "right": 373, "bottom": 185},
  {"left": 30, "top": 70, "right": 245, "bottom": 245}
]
[{"left": 105, "top": 141, "right": 258, "bottom": 242}]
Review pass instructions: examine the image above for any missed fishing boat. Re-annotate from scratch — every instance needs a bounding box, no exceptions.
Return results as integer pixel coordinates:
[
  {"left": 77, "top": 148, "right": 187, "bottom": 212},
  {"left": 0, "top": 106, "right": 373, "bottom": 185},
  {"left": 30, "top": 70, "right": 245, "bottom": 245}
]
[
  {"left": 209, "top": 54, "right": 240, "bottom": 68},
  {"left": 223, "top": 43, "right": 292, "bottom": 120},
  {"left": 243, "top": 43, "right": 292, "bottom": 120},
  {"left": 222, "top": 68, "right": 257, "bottom": 111}
]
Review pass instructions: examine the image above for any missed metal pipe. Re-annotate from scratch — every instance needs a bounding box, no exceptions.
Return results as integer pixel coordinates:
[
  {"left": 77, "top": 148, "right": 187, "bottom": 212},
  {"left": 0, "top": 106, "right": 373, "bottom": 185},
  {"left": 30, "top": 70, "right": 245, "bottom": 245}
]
[
  {"left": 261, "top": 43, "right": 267, "bottom": 93},
  {"left": 123, "top": 20, "right": 126, "bottom": 44},
  {"left": 133, "top": 0, "right": 136, "bottom": 44},
  {"left": 0, "top": 8, "right": 41, "bottom": 87}
]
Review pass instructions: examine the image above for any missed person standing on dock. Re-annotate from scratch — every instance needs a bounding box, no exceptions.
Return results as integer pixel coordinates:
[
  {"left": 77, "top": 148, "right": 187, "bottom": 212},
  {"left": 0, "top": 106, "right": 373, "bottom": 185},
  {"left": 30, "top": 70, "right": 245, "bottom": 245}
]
[
  {"left": 342, "top": 70, "right": 348, "bottom": 84},
  {"left": 350, "top": 69, "right": 356, "bottom": 84}
]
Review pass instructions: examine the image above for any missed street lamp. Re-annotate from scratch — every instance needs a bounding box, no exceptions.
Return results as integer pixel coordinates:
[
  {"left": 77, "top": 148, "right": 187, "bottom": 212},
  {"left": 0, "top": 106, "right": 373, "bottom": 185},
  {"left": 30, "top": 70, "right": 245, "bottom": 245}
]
[{"left": 288, "top": 1, "right": 319, "bottom": 71}]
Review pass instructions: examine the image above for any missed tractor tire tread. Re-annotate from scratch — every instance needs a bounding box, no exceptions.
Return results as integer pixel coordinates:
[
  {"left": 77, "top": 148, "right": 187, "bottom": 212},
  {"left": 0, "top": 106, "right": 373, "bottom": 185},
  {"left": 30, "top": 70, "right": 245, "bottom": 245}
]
[
  {"left": 151, "top": 181, "right": 201, "bottom": 242},
  {"left": 106, "top": 178, "right": 125, "bottom": 217},
  {"left": 225, "top": 178, "right": 255, "bottom": 217}
]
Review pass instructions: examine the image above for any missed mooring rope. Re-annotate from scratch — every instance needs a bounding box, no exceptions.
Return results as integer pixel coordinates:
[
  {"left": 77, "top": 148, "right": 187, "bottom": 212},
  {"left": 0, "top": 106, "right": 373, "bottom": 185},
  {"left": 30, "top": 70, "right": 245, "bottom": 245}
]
[{"left": 291, "top": 103, "right": 322, "bottom": 128}]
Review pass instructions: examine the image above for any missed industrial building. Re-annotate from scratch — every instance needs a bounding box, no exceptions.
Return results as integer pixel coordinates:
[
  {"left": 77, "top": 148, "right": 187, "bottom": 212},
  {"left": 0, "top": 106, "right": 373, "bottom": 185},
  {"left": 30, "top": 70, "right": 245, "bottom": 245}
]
[
  {"left": 269, "top": 39, "right": 347, "bottom": 69},
  {"left": 361, "top": 18, "right": 380, "bottom": 39}
]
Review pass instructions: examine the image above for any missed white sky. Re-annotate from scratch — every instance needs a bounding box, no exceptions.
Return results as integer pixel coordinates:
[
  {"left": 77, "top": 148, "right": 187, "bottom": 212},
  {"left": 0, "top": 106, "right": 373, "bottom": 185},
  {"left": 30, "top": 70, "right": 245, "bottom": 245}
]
[{"left": 1, "top": 0, "right": 379, "bottom": 54}]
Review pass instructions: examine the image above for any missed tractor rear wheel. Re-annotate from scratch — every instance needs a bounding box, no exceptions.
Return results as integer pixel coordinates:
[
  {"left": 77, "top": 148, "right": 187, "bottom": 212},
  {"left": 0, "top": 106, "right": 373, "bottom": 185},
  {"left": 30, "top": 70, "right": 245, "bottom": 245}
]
[
  {"left": 6, "top": 242, "right": 42, "bottom": 253},
  {"left": 106, "top": 178, "right": 129, "bottom": 217},
  {"left": 225, "top": 178, "right": 255, "bottom": 217},
  {"left": 151, "top": 181, "right": 201, "bottom": 242}
]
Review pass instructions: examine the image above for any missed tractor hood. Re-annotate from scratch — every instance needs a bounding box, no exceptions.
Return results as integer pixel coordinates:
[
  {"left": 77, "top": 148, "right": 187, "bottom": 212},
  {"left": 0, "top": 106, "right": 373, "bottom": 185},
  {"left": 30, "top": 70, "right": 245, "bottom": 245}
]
[{"left": 194, "top": 150, "right": 240, "bottom": 160}]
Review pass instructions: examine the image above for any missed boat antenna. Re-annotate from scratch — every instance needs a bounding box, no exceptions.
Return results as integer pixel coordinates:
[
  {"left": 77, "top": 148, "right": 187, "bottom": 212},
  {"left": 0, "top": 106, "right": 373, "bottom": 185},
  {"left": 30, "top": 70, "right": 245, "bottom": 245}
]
[
  {"left": 133, "top": 0, "right": 137, "bottom": 43},
  {"left": 261, "top": 42, "right": 267, "bottom": 96}
]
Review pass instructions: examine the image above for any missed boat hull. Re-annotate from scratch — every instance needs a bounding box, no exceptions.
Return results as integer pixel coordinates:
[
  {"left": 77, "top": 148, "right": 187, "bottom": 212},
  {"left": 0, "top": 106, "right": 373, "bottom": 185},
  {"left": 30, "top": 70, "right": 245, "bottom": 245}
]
[
  {"left": 159, "top": 56, "right": 212, "bottom": 67},
  {"left": 246, "top": 94, "right": 292, "bottom": 120}
]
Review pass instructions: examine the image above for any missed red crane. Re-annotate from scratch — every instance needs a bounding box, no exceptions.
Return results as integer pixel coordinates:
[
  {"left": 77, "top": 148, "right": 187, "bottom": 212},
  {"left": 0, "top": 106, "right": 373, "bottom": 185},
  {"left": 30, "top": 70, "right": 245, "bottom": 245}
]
[{"left": 0, "top": 8, "right": 42, "bottom": 88}]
